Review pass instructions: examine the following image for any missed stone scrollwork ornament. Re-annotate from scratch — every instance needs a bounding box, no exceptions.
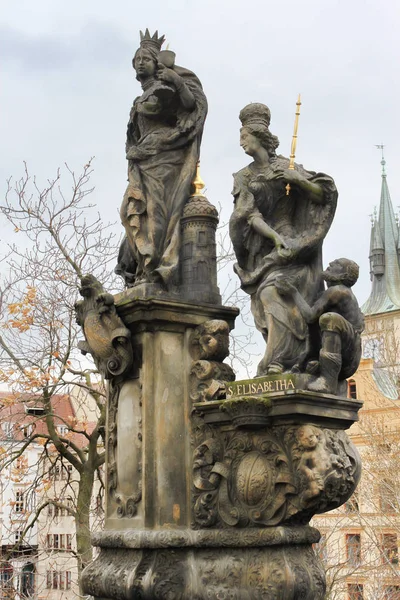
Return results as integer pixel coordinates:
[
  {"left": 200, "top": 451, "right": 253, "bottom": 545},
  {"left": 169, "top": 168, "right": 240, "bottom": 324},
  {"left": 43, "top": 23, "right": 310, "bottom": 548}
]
[
  {"left": 75, "top": 275, "right": 133, "bottom": 379},
  {"left": 192, "top": 424, "right": 360, "bottom": 529}
]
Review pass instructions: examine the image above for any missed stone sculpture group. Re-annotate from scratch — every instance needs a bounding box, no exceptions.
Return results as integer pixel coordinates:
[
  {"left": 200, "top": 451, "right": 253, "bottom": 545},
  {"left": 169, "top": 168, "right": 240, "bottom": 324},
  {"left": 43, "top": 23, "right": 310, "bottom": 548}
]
[{"left": 78, "top": 29, "right": 364, "bottom": 600}]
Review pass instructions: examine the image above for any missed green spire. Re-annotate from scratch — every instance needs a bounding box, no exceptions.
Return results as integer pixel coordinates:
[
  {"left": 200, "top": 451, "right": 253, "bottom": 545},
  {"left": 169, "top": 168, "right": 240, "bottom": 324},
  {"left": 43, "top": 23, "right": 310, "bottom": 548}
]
[{"left": 362, "top": 150, "right": 400, "bottom": 315}]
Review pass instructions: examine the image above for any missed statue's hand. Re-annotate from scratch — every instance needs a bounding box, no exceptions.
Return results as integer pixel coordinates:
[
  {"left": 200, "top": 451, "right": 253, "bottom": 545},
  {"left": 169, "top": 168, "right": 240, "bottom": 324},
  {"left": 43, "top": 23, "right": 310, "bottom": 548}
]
[
  {"left": 272, "top": 168, "right": 307, "bottom": 187},
  {"left": 275, "top": 278, "right": 296, "bottom": 296},
  {"left": 157, "top": 63, "right": 180, "bottom": 86},
  {"left": 267, "top": 168, "right": 306, "bottom": 187}
]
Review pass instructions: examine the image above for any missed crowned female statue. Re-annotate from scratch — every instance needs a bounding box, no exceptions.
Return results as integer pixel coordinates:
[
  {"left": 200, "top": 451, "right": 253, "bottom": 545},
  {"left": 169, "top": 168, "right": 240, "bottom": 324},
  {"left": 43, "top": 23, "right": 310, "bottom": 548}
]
[
  {"left": 116, "top": 30, "right": 207, "bottom": 289},
  {"left": 229, "top": 103, "right": 338, "bottom": 376}
]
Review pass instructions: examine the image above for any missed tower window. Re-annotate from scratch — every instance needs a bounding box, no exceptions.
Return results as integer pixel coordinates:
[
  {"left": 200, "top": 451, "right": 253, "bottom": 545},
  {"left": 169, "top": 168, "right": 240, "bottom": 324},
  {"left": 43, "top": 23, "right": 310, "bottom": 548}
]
[
  {"left": 348, "top": 379, "right": 357, "bottom": 399},
  {"left": 197, "top": 231, "right": 206, "bottom": 246},
  {"left": 184, "top": 242, "right": 193, "bottom": 259}
]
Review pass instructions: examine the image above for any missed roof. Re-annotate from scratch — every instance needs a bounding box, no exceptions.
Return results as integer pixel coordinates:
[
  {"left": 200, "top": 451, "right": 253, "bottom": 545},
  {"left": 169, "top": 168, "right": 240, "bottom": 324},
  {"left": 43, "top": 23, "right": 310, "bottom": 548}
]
[
  {"left": 0, "top": 390, "right": 96, "bottom": 448},
  {"left": 372, "top": 366, "right": 399, "bottom": 401},
  {"left": 362, "top": 157, "right": 400, "bottom": 315}
]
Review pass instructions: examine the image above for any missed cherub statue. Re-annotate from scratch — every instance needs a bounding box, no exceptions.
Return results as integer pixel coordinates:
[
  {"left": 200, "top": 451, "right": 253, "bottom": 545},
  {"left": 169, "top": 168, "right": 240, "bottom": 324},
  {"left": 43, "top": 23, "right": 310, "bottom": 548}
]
[
  {"left": 275, "top": 258, "right": 364, "bottom": 394},
  {"left": 296, "top": 425, "right": 333, "bottom": 503}
]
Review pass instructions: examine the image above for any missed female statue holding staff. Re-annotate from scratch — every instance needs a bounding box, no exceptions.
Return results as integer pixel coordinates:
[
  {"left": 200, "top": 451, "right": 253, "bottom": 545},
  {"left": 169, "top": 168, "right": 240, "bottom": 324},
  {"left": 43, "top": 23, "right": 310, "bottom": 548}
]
[
  {"left": 229, "top": 103, "right": 338, "bottom": 376},
  {"left": 117, "top": 30, "right": 207, "bottom": 289}
]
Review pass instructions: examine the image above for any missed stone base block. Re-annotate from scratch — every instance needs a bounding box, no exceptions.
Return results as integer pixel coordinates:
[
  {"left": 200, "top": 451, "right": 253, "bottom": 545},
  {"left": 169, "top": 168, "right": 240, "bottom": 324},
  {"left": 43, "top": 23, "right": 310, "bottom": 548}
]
[{"left": 82, "top": 527, "right": 326, "bottom": 599}]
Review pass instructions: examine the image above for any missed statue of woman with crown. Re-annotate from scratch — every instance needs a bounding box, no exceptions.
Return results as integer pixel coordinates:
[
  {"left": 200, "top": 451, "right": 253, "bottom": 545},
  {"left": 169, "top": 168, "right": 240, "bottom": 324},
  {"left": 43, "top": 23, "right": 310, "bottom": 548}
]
[
  {"left": 116, "top": 30, "right": 207, "bottom": 289},
  {"left": 230, "top": 103, "right": 338, "bottom": 376}
]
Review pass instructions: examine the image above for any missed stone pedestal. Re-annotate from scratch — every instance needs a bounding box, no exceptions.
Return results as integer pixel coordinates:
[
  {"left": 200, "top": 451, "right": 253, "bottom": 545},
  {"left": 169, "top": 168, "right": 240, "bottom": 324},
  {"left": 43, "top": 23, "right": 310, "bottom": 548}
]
[
  {"left": 81, "top": 294, "right": 362, "bottom": 600},
  {"left": 103, "top": 294, "right": 238, "bottom": 530}
]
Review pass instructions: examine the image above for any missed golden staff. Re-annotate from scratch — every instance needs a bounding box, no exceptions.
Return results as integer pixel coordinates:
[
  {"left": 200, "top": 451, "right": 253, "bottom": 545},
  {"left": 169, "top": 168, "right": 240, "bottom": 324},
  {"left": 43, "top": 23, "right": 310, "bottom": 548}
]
[{"left": 286, "top": 93, "right": 302, "bottom": 196}]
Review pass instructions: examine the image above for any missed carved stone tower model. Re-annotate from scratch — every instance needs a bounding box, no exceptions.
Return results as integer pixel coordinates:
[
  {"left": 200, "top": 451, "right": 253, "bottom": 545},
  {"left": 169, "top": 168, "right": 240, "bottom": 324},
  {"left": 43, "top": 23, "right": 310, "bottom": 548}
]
[
  {"left": 180, "top": 165, "right": 221, "bottom": 304},
  {"left": 80, "top": 30, "right": 363, "bottom": 600}
]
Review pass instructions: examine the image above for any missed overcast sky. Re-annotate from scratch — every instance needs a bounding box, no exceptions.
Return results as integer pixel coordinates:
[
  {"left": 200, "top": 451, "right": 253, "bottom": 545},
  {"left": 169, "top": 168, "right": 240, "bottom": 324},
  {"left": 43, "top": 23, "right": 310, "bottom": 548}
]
[{"left": 1, "top": 0, "right": 399, "bottom": 373}]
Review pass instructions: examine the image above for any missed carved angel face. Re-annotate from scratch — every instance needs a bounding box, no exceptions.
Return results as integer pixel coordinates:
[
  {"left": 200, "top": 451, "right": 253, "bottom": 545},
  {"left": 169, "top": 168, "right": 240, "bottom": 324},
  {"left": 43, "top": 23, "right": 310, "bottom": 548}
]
[
  {"left": 297, "top": 425, "right": 319, "bottom": 449},
  {"left": 134, "top": 49, "right": 157, "bottom": 79}
]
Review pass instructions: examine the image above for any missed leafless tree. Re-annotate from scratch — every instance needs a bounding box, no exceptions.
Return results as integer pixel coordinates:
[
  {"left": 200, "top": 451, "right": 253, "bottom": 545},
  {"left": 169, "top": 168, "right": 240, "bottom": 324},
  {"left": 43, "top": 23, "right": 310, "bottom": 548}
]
[{"left": 0, "top": 160, "right": 119, "bottom": 596}]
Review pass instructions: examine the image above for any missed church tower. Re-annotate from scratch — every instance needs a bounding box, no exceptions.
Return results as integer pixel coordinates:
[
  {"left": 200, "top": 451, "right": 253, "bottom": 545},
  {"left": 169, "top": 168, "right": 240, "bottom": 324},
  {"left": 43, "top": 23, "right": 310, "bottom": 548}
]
[{"left": 362, "top": 152, "right": 400, "bottom": 315}]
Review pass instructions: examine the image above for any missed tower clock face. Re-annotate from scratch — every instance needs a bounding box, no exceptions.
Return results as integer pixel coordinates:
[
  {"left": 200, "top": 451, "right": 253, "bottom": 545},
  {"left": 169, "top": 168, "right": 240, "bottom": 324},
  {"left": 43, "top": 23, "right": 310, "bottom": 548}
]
[{"left": 363, "top": 337, "right": 383, "bottom": 360}]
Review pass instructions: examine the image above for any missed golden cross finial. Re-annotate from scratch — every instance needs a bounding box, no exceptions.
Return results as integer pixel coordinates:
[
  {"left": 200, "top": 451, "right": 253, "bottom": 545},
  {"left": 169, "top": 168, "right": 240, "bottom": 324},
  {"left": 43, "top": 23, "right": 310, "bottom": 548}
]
[{"left": 191, "top": 161, "right": 205, "bottom": 197}]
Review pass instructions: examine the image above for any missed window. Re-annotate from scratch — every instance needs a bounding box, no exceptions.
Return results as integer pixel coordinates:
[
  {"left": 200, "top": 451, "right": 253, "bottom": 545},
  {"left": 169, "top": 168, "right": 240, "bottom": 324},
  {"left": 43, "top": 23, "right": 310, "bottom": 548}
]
[
  {"left": 345, "top": 491, "right": 359, "bottom": 513},
  {"left": 52, "top": 571, "right": 58, "bottom": 590},
  {"left": 197, "top": 231, "right": 206, "bottom": 246},
  {"left": 183, "top": 242, "right": 193, "bottom": 259},
  {"left": 348, "top": 379, "right": 357, "bottom": 399},
  {"left": 15, "top": 456, "right": 28, "bottom": 472},
  {"left": 21, "top": 563, "right": 35, "bottom": 598},
  {"left": 14, "top": 530, "right": 23, "bottom": 544},
  {"left": 50, "top": 464, "right": 60, "bottom": 480},
  {"left": 347, "top": 583, "right": 363, "bottom": 600},
  {"left": 380, "top": 480, "right": 398, "bottom": 513},
  {"left": 15, "top": 491, "right": 25, "bottom": 512},
  {"left": 46, "top": 533, "right": 71, "bottom": 551},
  {"left": 22, "top": 424, "right": 34, "bottom": 439},
  {"left": 50, "top": 461, "right": 73, "bottom": 481},
  {"left": 61, "top": 463, "right": 73, "bottom": 480},
  {"left": 0, "top": 563, "right": 13, "bottom": 589},
  {"left": 381, "top": 533, "right": 398, "bottom": 564},
  {"left": 3, "top": 422, "right": 13, "bottom": 438},
  {"left": 346, "top": 534, "right": 361, "bottom": 566},
  {"left": 25, "top": 406, "right": 44, "bottom": 416},
  {"left": 196, "top": 260, "right": 209, "bottom": 283},
  {"left": 47, "top": 571, "right": 72, "bottom": 590}
]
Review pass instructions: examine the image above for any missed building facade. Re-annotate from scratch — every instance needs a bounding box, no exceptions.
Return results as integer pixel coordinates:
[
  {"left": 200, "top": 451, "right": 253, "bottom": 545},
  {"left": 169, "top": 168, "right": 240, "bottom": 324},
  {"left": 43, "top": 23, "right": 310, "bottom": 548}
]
[
  {"left": 0, "top": 388, "right": 102, "bottom": 600},
  {"left": 313, "top": 155, "right": 400, "bottom": 600}
]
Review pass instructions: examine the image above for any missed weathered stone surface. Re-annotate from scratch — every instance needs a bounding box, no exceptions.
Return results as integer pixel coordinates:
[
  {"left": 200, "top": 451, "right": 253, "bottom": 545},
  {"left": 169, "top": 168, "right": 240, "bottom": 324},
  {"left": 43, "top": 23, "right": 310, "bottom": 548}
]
[
  {"left": 189, "top": 319, "right": 235, "bottom": 402},
  {"left": 102, "top": 296, "right": 238, "bottom": 532},
  {"left": 195, "top": 377, "right": 363, "bottom": 428},
  {"left": 80, "top": 42, "right": 364, "bottom": 600},
  {"left": 82, "top": 527, "right": 325, "bottom": 599},
  {"left": 191, "top": 418, "right": 360, "bottom": 529},
  {"left": 75, "top": 275, "right": 133, "bottom": 379},
  {"left": 116, "top": 29, "right": 208, "bottom": 297},
  {"left": 180, "top": 192, "right": 221, "bottom": 304}
]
